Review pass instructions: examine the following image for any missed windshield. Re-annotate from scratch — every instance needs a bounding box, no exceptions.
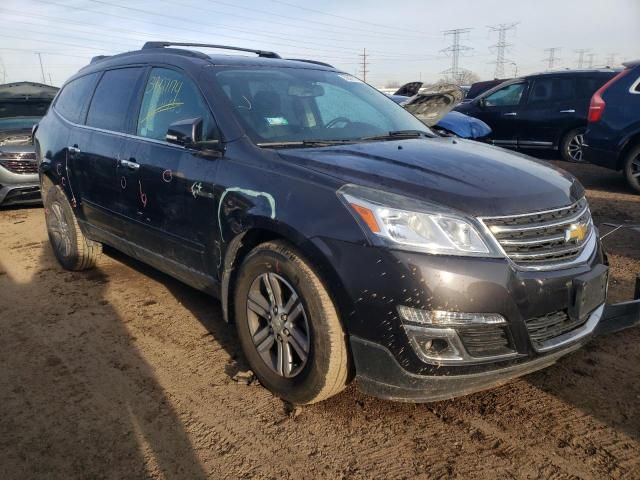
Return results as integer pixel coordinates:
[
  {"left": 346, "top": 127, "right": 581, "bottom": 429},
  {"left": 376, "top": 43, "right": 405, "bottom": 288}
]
[
  {"left": 0, "top": 116, "right": 41, "bottom": 132},
  {"left": 213, "top": 67, "right": 431, "bottom": 144}
]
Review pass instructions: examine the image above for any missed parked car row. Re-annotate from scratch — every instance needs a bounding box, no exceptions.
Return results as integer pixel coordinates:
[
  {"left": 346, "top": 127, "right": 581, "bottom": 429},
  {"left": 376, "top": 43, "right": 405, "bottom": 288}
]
[{"left": 32, "top": 42, "right": 640, "bottom": 405}]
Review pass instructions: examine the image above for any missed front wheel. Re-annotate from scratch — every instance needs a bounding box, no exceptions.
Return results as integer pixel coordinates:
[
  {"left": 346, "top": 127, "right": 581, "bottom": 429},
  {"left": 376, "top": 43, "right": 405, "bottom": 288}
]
[
  {"left": 623, "top": 144, "right": 640, "bottom": 194},
  {"left": 234, "top": 241, "right": 350, "bottom": 404},
  {"left": 561, "top": 128, "right": 586, "bottom": 163}
]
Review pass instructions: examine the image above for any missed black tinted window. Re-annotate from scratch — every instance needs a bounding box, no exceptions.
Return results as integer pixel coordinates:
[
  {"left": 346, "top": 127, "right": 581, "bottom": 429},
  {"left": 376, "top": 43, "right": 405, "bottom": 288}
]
[
  {"left": 528, "top": 78, "right": 574, "bottom": 104},
  {"left": 86, "top": 68, "right": 142, "bottom": 132},
  {"left": 576, "top": 76, "right": 607, "bottom": 98},
  {"left": 55, "top": 74, "right": 98, "bottom": 124},
  {"left": 137, "top": 68, "right": 216, "bottom": 141}
]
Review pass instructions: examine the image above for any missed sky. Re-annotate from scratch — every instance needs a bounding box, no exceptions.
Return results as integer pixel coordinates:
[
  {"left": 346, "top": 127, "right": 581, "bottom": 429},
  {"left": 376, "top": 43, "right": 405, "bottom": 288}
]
[{"left": 0, "top": 0, "right": 638, "bottom": 88}]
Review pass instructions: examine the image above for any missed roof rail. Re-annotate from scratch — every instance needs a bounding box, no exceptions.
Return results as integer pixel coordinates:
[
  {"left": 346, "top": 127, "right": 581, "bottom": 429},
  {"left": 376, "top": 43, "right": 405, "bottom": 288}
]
[
  {"left": 286, "top": 58, "right": 334, "bottom": 68},
  {"left": 142, "top": 41, "right": 281, "bottom": 59},
  {"left": 90, "top": 55, "right": 110, "bottom": 64}
]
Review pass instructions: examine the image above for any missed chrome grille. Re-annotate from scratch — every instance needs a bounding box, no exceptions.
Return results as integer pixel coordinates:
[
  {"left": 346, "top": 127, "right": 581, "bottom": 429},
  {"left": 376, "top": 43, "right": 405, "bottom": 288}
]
[
  {"left": 0, "top": 153, "right": 38, "bottom": 174},
  {"left": 525, "top": 310, "right": 588, "bottom": 350},
  {"left": 480, "top": 198, "right": 593, "bottom": 267}
]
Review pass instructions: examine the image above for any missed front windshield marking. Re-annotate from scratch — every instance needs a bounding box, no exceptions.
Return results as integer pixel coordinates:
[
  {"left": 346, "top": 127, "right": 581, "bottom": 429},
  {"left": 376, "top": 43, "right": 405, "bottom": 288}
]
[{"left": 213, "top": 68, "right": 432, "bottom": 145}]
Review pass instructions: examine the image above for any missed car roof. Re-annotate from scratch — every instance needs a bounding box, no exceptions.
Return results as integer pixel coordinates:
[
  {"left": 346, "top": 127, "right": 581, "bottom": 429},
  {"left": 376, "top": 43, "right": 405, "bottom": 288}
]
[{"left": 523, "top": 68, "right": 621, "bottom": 78}]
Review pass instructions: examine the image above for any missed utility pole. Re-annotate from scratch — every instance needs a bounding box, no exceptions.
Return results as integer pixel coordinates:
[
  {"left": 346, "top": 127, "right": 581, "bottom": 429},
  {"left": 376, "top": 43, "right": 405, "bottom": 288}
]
[
  {"left": 575, "top": 49, "right": 590, "bottom": 69},
  {"left": 441, "top": 28, "right": 472, "bottom": 84},
  {"left": 543, "top": 47, "right": 561, "bottom": 70},
  {"left": 586, "top": 53, "right": 596, "bottom": 69},
  {"left": 488, "top": 23, "right": 518, "bottom": 78},
  {"left": 359, "top": 48, "right": 369, "bottom": 83},
  {"left": 36, "top": 52, "right": 46, "bottom": 83}
]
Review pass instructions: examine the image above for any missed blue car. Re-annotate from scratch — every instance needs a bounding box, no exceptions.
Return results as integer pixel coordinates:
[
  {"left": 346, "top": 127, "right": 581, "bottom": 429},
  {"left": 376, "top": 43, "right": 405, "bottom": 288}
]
[
  {"left": 388, "top": 92, "right": 492, "bottom": 140},
  {"left": 583, "top": 59, "right": 640, "bottom": 193}
]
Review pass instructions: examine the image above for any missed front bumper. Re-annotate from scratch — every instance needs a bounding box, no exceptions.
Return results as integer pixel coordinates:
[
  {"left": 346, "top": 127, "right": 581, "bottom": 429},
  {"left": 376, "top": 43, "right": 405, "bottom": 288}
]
[
  {"left": 0, "top": 166, "right": 40, "bottom": 206},
  {"left": 314, "top": 236, "right": 640, "bottom": 401},
  {"left": 352, "top": 299, "right": 640, "bottom": 402}
]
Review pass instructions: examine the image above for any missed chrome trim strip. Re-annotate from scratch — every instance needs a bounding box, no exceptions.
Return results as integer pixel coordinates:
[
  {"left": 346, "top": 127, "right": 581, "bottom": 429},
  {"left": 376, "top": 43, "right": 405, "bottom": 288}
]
[
  {"left": 480, "top": 197, "right": 585, "bottom": 221},
  {"left": 629, "top": 75, "right": 640, "bottom": 95},
  {"left": 509, "top": 244, "right": 582, "bottom": 260},
  {"left": 404, "top": 324, "right": 521, "bottom": 366},
  {"left": 533, "top": 304, "right": 604, "bottom": 353},
  {"left": 500, "top": 234, "right": 565, "bottom": 246},
  {"left": 486, "top": 205, "right": 590, "bottom": 234},
  {"left": 52, "top": 106, "right": 187, "bottom": 150}
]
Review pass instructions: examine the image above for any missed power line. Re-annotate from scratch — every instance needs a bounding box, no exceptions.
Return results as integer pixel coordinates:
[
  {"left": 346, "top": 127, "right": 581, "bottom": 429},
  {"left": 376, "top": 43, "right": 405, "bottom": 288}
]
[
  {"left": 441, "top": 28, "right": 472, "bottom": 83},
  {"left": 488, "top": 22, "right": 518, "bottom": 78},
  {"left": 359, "top": 48, "right": 369, "bottom": 83},
  {"left": 575, "top": 49, "right": 590, "bottom": 69},
  {"left": 543, "top": 47, "right": 561, "bottom": 70}
]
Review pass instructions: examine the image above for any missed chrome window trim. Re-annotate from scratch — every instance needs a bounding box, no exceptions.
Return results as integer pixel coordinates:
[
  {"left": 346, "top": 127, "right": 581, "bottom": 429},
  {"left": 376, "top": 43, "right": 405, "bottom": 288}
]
[
  {"left": 629, "top": 75, "right": 640, "bottom": 95},
  {"left": 52, "top": 106, "right": 187, "bottom": 151}
]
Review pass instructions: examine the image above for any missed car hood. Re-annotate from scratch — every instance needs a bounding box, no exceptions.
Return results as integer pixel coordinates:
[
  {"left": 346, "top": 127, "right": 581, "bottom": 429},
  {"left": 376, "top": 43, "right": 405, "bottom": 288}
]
[
  {"left": 0, "top": 129, "right": 33, "bottom": 148},
  {"left": 277, "top": 137, "right": 584, "bottom": 217}
]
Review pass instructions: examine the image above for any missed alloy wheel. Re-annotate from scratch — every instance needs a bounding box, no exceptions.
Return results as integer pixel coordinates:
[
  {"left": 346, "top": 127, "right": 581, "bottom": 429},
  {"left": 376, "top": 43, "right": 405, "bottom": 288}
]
[
  {"left": 567, "top": 133, "right": 585, "bottom": 162},
  {"left": 48, "top": 201, "right": 72, "bottom": 258},
  {"left": 631, "top": 156, "right": 640, "bottom": 180},
  {"left": 246, "top": 272, "right": 310, "bottom": 378}
]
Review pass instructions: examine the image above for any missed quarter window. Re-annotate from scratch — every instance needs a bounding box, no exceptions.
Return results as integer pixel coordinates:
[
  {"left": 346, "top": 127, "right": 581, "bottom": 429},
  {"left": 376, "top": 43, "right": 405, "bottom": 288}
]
[
  {"left": 55, "top": 73, "right": 98, "bottom": 124},
  {"left": 528, "top": 78, "right": 574, "bottom": 104},
  {"left": 484, "top": 83, "right": 525, "bottom": 107},
  {"left": 137, "top": 68, "right": 215, "bottom": 141},
  {"left": 86, "top": 68, "right": 143, "bottom": 132}
]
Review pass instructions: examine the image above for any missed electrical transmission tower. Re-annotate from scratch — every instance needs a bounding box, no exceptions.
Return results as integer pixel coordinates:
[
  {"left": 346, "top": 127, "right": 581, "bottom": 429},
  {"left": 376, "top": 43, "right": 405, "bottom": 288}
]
[
  {"left": 605, "top": 53, "right": 618, "bottom": 67},
  {"left": 543, "top": 47, "right": 561, "bottom": 70},
  {"left": 488, "top": 23, "right": 518, "bottom": 78},
  {"left": 575, "top": 49, "right": 590, "bottom": 69},
  {"left": 586, "top": 53, "right": 596, "bottom": 68},
  {"left": 359, "top": 48, "right": 369, "bottom": 83},
  {"left": 441, "top": 28, "right": 472, "bottom": 84},
  {"left": 0, "top": 57, "right": 6, "bottom": 84}
]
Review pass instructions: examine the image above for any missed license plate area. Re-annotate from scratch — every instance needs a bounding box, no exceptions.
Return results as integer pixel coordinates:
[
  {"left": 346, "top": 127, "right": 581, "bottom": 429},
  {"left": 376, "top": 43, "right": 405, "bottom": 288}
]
[{"left": 569, "top": 264, "right": 608, "bottom": 321}]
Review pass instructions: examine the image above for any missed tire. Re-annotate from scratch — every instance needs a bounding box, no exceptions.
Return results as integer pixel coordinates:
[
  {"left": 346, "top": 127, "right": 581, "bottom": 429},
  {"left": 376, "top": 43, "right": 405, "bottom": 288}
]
[
  {"left": 234, "top": 240, "right": 350, "bottom": 404},
  {"left": 560, "top": 128, "right": 586, "bottom": 163},
  {"left": 44, "top": 186, "right": 102, "bottom": 270},
  {"left": 623, "top": 144, "right": 640, "bottom": 194}
]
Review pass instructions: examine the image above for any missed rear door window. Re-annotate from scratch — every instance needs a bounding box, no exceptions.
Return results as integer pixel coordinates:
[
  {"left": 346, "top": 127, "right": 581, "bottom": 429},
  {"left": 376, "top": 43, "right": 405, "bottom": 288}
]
[
  {"left": 55, "top": 73, "right": 99, "bottom": 124},
  {"left": 576, "top": 76, "right": 606, "bottom": 98},
  {"left": 136, "top": 68, "right": 216, "bottom": 141},
  {"left": 86, "top": 68, "right": 144, "bottom": 133},
  {"left": 528, "top": 77, "right": 574, "bottom": 104}
]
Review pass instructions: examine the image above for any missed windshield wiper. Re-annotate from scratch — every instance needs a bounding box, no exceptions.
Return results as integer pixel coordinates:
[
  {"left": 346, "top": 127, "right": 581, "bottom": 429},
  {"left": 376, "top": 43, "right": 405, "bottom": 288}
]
[
  {"left": 257, "top": 139, "right": 357, "bottom": 148},
  {"left": 360, "top": 130, "right": 430, "bottom": 141}
]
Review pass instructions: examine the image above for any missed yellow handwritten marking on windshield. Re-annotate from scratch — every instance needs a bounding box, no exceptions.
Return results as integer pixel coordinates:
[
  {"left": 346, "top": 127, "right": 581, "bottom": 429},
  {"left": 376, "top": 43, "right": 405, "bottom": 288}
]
[{"left": 140, "top": 102, "right": 185, "bottom": 126}]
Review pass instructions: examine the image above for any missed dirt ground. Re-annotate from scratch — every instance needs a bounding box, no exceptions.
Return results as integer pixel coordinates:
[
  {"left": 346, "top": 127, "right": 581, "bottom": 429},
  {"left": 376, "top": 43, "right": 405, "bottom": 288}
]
[{"left": 1, "top": 160, "right": 639, "bottom": 480}]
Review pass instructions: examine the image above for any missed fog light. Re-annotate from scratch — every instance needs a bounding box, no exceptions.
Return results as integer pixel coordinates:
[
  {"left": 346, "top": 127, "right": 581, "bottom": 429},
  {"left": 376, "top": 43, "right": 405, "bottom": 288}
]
[{"left": 397, "top": 305, "right": 506, "bottom": 326}]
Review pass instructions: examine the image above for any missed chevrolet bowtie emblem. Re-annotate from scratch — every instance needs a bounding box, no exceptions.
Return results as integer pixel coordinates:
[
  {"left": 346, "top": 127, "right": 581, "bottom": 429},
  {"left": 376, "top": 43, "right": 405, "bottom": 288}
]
[{"left": 565, "top": 222, "right": 588, "bottom": 244}]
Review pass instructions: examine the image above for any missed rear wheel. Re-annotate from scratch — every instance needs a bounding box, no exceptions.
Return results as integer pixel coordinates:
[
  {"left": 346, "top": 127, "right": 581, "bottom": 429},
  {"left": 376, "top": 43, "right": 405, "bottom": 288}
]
[
  {"left": 623, "top": 144, "right": 640, "bottom": 194},
  {"left": 44, "top": 186, "right": 101, "bottom": 270},
  {"left": 234, "top": 241, "right": 350, "bottom": 404},
  {"left": 561, "top": 128, "right": 586, "bottom": 163}
]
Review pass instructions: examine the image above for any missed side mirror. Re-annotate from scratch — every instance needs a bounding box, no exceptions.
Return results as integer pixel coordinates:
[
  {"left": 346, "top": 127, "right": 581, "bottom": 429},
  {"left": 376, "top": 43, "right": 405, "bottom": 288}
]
[
  {"left": 166, "top": 117, "right": 203, "bottom": 147},
  {"left": 478, "top": 97, "right": 487, "bottom": 108}
]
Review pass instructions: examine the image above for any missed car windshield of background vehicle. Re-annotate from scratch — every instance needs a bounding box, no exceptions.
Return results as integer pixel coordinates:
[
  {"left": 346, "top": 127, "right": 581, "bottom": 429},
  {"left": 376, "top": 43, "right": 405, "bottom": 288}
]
[
  {"left": 484, "top": 83, "right": 525, "bottom": 107},
  {"left": 213, "top": 68, "right": 432, "bottom": 145},
  {"left": 0, "top": 116, "right": 41, "bottom": 131}
]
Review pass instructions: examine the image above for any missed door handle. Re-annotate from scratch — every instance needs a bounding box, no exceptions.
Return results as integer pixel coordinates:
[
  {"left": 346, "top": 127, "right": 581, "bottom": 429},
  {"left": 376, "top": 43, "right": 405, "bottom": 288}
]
[
  {"left": 503, "top": 112, "right": 518, "bottom": 116},
  {"left": 559, "top": 109, "right": 576, "bottom": 113},
  {"left": 118, "top": 158, "right": 140, "bottom": 171},
  {"left": 67, "top": 145, "right": 81, "bottom": 154}
]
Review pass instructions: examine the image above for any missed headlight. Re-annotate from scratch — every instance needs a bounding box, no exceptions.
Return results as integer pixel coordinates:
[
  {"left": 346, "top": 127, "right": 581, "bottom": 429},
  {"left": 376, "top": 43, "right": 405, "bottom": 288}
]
[{"left": 338, "top": 184, "right": 497, "bottom": 257}]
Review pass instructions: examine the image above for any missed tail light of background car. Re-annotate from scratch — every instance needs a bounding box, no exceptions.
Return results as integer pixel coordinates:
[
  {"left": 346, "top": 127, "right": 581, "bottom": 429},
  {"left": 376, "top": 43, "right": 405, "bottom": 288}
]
[{"left": 588, "top": 68, "right": 632, "bottom": 123}]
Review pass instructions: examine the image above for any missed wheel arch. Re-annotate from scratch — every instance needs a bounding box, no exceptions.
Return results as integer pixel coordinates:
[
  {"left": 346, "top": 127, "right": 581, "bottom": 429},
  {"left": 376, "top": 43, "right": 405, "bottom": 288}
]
[
  {"left": 220, "top": 224, "right": 351, "bottom": 333},
  {"left": 619, "top": 132, "right": 640, "bottom": 170}
]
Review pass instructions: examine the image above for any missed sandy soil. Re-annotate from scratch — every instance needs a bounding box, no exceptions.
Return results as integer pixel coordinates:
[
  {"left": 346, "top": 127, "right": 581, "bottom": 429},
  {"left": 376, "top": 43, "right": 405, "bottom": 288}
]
[{"left": 1, "top": 160, "right": 639, "bottom": 479}]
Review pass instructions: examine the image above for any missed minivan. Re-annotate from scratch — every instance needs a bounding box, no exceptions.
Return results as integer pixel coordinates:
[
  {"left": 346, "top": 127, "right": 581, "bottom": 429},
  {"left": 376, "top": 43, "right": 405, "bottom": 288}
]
[
  {"left": 455, "top": 70, "right": 618, "bottom": 162},
  {"left": 34, "top": 43, "right": 634, "bottom": 404}
]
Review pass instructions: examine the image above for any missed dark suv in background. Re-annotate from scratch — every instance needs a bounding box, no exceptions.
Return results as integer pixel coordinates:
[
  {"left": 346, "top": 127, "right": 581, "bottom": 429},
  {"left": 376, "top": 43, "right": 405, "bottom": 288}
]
[
  {"left": 33, "top": 42, "right": 635, "bottom": 404},
  {"left": 455, "top": 70, "right": 617, "bottom": 162},
  {"left": 583, "top": 60, "right": 640, "bottom": 193}
]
